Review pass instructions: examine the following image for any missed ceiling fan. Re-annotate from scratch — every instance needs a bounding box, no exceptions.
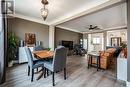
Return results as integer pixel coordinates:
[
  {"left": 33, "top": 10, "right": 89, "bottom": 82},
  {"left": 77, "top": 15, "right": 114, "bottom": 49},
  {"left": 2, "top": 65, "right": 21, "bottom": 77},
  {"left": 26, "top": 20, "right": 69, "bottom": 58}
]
[{"left": 86, "top": 25, "right": 102, "bottom": 30}]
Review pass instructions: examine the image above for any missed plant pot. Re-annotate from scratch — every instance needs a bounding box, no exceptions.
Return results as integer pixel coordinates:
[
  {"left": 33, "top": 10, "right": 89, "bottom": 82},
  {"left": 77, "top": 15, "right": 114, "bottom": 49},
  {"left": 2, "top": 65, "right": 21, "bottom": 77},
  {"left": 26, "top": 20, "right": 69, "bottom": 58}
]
[
  {"left": 121, "top": 48, "right": 127, "bottom": 58},
  {"left": 8, "top": 61, "right": 14, "bottom": 67}
]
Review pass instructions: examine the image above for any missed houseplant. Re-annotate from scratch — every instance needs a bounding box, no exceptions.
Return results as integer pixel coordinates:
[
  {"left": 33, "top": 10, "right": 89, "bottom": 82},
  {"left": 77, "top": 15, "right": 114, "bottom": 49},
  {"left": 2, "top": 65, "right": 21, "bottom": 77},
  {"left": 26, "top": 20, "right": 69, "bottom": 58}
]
[
  {"left": 7, "top": 32, "right": 19, "bottom": 67},
  {"left": 120, "top": 43, "right": 127, "bottom": 58},
  {"left": 120, "top": 43, "right": 127, "bottom": 49}
]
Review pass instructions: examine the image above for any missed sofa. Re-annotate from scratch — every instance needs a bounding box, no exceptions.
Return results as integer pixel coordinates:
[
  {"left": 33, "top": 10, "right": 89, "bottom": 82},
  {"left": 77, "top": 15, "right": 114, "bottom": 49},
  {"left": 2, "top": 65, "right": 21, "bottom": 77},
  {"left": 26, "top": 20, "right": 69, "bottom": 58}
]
[{"left": 106, "top": 46, "right": 122, "bottom": 57}]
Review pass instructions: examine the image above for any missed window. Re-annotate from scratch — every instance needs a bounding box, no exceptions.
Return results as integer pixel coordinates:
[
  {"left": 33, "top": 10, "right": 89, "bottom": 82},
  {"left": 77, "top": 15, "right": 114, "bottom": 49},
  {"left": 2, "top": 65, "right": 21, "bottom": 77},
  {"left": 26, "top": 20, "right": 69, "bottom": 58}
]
[
  {"left": 83, "top": 39, "right": 87, "bottom": 50},
  {"left": 92, "top": 37, "right": 100, "bottom": 44}
]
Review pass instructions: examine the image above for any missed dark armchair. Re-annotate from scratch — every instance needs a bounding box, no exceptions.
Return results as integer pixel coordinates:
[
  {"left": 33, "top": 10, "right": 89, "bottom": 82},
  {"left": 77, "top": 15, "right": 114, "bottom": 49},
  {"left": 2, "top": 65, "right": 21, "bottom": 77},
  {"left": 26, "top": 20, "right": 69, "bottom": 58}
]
[{"left": 73, "top": 44, "right": 87, "bottom": 56}]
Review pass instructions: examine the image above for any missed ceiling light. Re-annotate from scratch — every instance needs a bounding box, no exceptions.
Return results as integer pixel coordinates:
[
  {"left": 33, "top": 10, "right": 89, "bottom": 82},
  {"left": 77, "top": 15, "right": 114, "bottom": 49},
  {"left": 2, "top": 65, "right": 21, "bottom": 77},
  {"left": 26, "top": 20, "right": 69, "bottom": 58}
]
[{"left": 41, "top": 0, "right": 49, "bottom": 21}]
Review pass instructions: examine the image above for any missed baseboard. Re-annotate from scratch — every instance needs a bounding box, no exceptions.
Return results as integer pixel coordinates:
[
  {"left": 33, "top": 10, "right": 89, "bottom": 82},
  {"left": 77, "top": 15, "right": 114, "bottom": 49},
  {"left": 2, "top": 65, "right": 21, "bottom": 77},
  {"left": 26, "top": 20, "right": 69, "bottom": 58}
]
[{"left": 127, "top": 81, "right": 130, "bottom": 87}]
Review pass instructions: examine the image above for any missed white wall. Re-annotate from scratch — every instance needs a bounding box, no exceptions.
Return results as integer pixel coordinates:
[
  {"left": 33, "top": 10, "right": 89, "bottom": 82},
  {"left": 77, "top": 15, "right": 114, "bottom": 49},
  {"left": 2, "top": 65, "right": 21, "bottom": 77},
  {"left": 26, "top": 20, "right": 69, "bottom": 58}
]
[{"left": 49, "top": 26, "right": 55, "bottom": 51}]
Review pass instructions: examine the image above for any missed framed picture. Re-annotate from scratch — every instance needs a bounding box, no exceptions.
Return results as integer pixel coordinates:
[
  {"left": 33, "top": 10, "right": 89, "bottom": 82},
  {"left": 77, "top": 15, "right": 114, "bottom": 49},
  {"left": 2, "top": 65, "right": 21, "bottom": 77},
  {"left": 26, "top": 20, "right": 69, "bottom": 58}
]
[{"left": 25, "top": 33, "right": 36, "bottom": 45}]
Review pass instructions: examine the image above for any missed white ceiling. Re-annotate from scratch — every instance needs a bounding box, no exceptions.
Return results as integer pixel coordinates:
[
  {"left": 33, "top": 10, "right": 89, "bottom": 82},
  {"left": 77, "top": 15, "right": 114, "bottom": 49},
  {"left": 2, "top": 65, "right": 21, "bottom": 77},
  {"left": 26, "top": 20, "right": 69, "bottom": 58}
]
[
  {"left": 14, "top": 0, "right": 111, "bottom": 24},
  {"left": 12, "top": 0, "right": 126, "bottom": 33},
  {"left": 57, "top": 2, "right": 127, "bottom": 33}
]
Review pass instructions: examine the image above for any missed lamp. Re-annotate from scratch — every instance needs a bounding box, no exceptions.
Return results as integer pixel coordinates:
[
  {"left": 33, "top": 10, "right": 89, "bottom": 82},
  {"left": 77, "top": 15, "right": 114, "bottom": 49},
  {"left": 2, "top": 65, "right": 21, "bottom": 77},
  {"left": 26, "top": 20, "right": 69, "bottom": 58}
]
[
  {"left": 121, "top": 32, "right": 126, "bottom": 36},
  {"left": 41, "top": 0, "right": 49, "bottom": 20},
  {"left": 110, "top": 34, "right": 114, "bottom": 37}
]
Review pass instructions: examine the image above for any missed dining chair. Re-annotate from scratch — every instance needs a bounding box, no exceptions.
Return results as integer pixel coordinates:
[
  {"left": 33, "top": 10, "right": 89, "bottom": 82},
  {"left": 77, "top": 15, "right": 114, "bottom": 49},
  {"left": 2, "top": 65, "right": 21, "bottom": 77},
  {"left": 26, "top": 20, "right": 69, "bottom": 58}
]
[
  {"left": 44, "top": 46, "right": 67, "bottom": 86},
  {"left": 34, "top": 45, "right": 53, "bottom": 62},
  {"left": 33, "top": 45, "right": 45, "bottom": 61},
  {"left": 34, "top": 45, "right": 44, "bottom": 51},
  {"left": 24, "top": 46, "right": 45, "bottom": 82},
  {"left": 33, "top": 45, "right": 51, "bottom": 59},
  {"left": 33, "top": 45, "right": 46, "bottom": 71}
]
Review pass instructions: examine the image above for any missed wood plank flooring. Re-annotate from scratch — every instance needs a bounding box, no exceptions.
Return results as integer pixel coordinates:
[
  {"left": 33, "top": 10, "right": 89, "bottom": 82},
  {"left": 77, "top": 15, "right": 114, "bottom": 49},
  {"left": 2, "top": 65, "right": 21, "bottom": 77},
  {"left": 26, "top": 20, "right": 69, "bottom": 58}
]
[{"left": 0, "top": 55, "right": 126, "bottom": 87}]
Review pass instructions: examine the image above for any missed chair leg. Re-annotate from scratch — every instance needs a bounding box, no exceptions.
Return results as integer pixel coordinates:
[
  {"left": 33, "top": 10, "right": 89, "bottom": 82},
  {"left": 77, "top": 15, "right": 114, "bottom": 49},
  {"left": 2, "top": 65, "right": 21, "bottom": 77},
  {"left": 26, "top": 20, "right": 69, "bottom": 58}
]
[
  {"left": 44, "top": 68, "right": 46, "bottom": 78},
  {"left": 47, "top": 69, "right": 49, "bottom": 76},
  {"left": 52, "top": 72, "right": 55, "bottom": 86},
  {"left": 88, "top": 55, "right": 90, "bottom": 69},
  {"left": 28, "top": 66, "right": 30, "bottom": 76},
  {"left": 36, "top": 68, "right": 38, "bottom": 72},
  {"left": 31, "top": 69, "right": 34, "bottom": 82},
  {"left": 64, "top": 68, "right": 66, "bottom": 80}
]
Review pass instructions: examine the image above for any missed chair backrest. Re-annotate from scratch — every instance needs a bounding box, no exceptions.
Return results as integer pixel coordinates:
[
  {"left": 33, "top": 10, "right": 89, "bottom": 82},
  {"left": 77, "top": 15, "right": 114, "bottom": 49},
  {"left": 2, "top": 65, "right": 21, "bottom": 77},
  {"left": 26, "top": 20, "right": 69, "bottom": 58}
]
[
  {"left": 34, "top": 45, "right": 44, "bottom": 51},
  {"left": 52, "top": 46, "right": 67, "bottom": 72},
  {"left": 24, "top": 47, "right": 34, "bottom": 68}
]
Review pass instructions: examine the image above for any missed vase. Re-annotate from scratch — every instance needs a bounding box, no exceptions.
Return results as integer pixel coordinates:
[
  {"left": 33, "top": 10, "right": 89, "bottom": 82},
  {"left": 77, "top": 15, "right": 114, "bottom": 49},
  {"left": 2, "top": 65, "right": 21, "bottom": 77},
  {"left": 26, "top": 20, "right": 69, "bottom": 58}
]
[{"left": 8, "top": 61, "right": 14, "bottom": 67}]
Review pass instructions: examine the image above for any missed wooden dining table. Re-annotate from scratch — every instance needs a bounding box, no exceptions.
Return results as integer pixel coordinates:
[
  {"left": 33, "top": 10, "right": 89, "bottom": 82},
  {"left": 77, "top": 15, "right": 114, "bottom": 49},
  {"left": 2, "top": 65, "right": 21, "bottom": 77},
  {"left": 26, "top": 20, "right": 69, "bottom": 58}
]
[
  {"left": 33, "top": 50, "right": 54, "bottom": 80},
  {"left": 33, "top": 50, "right": 54, "bottom": 59}
]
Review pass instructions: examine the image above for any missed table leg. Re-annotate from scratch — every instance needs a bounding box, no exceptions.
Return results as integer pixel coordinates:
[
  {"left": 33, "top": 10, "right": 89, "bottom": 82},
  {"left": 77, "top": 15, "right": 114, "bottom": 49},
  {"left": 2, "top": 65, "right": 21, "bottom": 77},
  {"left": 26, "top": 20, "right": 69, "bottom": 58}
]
[
  {"left": 34, "top": 68, "right": 43, "bottom": 74},
  {"left": 97, "top": 57, "right": 99, "bottom": 71},
  {"left": 97, "top": 56, "right": 100, "bottom": 71},
  {"left": 99, "top": 56, "right": 100, "bottom": 70},
  {"left": 36, "top": 67, "right": 44, "bottom": 80},
  {"left": 88, "top": 55, "right": 90, "bottom": 69},
  {"left": 90, "top": 56, "right": 92, "bottom": 67}
]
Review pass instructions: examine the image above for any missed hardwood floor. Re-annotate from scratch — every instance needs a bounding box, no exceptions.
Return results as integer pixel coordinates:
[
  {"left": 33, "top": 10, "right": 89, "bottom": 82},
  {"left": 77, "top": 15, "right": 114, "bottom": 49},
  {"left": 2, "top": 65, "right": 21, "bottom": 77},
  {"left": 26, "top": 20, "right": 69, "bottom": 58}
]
[{"left": 0, "top": 55, "right": 126, "bottom": 87}]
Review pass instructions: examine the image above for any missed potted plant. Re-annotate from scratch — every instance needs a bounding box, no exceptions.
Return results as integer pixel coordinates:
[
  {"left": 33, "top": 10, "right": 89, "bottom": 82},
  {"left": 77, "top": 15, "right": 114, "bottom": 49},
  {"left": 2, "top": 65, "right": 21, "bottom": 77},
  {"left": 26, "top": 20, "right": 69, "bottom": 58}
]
[
  {"left": 120, "top": 43, "right": 127, "bottom": 58},
  {"left": 7, "top": 32, "right": 19, "bottom": 67},
  {"left": 121, "top": 43, "right": 127, "bottom": 49},
  {"left": 47, "top": 48, "right": 51, "bottom": 51}
]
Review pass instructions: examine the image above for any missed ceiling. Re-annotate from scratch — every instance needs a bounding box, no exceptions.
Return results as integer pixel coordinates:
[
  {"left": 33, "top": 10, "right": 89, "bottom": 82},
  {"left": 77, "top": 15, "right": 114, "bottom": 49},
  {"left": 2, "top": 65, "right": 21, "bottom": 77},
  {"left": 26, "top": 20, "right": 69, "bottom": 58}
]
[
  {"left": 13, "top": 0, "right": 113, "bottom": 24},
  {"left": 57, "top": 2, "right": 127, "bottom": 33},
  {"left": 12, "top": 0, "right": 126, "bottom": 33}
]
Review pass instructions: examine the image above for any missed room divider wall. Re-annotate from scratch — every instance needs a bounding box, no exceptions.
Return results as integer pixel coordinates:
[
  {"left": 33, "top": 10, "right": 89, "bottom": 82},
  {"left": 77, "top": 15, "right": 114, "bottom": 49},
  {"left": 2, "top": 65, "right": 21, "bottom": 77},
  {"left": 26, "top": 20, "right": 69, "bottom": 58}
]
[
  {"left": 127, "top": 0, "right": 130, "bottom": 83},
  {"left": 0, "top": 0, "right": 7, "bottom": 84}
]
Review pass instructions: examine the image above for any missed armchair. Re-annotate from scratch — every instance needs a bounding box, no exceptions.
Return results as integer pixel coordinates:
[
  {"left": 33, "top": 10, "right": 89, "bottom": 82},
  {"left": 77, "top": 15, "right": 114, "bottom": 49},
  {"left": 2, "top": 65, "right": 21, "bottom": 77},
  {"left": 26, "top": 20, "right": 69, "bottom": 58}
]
[{"left": 92, "top": 49, "right": 116, "bottom": 69}]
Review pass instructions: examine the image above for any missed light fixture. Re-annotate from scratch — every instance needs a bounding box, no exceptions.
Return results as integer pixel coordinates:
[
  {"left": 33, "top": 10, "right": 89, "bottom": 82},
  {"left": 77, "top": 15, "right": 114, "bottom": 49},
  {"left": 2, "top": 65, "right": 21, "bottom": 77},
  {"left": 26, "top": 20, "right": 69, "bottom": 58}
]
[
  {"left": 110, "top": 34, "right": 114, "bottom": 37},
  {"left": 121, "top": 32, "right": 126, "bottom": 36},
  {"left": 41, "top": 0, "right": 49, "bottom": 21}
]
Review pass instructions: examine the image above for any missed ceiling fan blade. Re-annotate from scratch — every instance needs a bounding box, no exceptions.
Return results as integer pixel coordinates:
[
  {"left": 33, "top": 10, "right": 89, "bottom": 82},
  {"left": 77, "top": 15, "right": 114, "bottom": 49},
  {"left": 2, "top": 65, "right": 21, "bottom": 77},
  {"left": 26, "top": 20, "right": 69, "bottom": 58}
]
[
  {"left": 89, "top": 28, "right": 94, "bottom": 30},
  {"left": 93, "top": 26, "right": 98, "bottom": 29},
  {"left": 85, "top": 25, "right": 102, "bottom": 31}
]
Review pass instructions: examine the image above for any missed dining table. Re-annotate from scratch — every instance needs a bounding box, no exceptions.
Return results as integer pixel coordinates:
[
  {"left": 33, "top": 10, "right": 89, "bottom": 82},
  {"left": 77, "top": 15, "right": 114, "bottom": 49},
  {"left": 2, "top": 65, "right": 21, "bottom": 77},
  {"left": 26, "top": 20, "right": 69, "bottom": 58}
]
[
  {"left": 33, "top": 50, "right": 54, "bottom": 80},
  {"left": 33, "top": 50, "right": 54, "bottom": 59}
]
